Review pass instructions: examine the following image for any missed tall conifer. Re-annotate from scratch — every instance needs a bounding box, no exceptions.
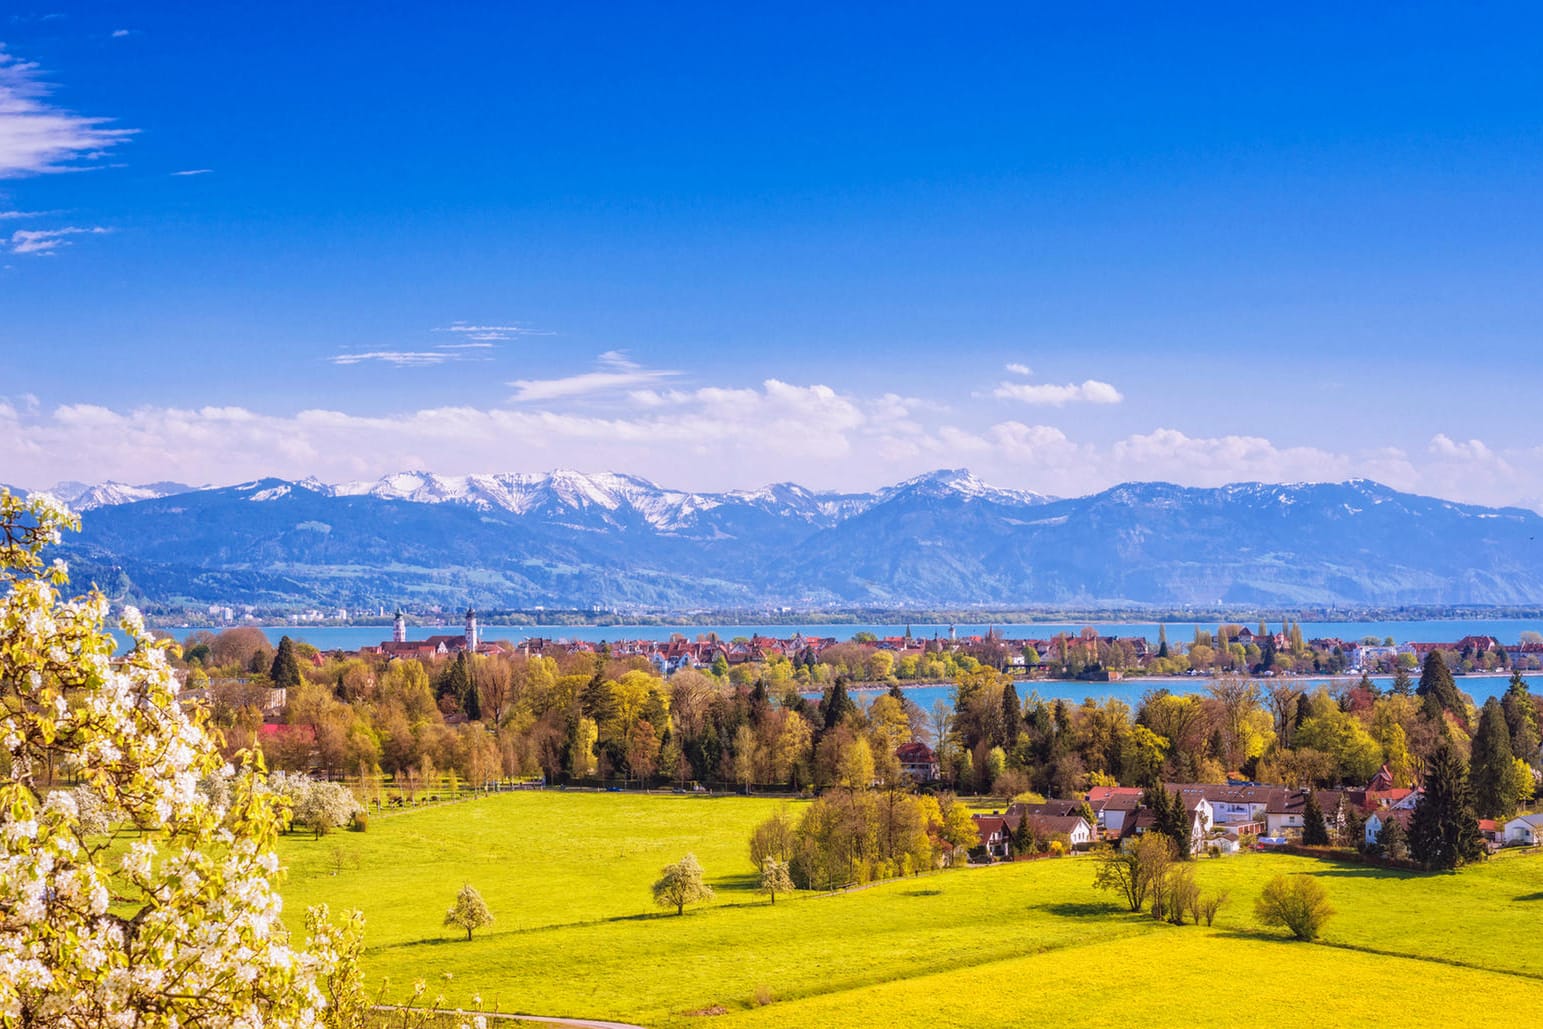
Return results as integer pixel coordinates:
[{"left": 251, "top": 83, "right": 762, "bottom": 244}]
[
  {"left": 269, "top": 635, "right": 302, "bottom": 689},
  {"left": 1470, "top": 698, "right": 1515, "bottom": 818},
  {"left": 1408, "top": 741, "right": 1485, "bottom": 870}
]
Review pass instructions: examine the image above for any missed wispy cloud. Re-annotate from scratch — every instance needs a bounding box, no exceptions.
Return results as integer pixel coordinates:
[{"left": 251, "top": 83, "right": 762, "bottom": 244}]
[
  {"left": 435, "top": 321, "right": 553, "bottom": 343},
  {"left": 990, "top": 363, "right": 1124, "bottom": 406},
  {"left": 0, "top": 208, "right": 55, "bottom": 219},
  {"left": 329, "top": 351, "right": 449, "bottom": 367},
  {"left": 509, "top": 351, "right": 677, "bottom": 402},
  {"left": 110, "top": 28, "right": 132, "bottom": 38},
  {"left": 8, "top": 225, "right": 108, "bottom": 254},
  {"left": 330, "top": 325, "right": 516, "bottom": 367},
  {"left": 0, "top": 46, "right": 134, "bottom": 177},
  {"left": 170, "top": 168, "right": 211, "bottom": 176}
]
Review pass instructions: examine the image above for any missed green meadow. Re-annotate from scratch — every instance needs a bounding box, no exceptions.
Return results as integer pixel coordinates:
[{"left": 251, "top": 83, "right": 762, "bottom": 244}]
[{"left": 278, "top": 792, "right": 1543, "bottom": 1028}]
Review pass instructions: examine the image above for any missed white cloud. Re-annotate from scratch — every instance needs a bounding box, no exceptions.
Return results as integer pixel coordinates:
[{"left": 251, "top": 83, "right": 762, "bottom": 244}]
[
  {"left": 0, "top": 208, "right": 53, "bottom": 219},
  {"left": 328, "top": 350, "right": 459, "bottom": 367},
  {"left": 8, "top": 225, "right": 108, "bottom": 254},
  {"left": 1108, "top": 428, "right": 1349, "bottom": 484},
  {"left": 8, "top": 388, "right": 1543, "bottom": 512},
  {"left": 436, "top": 321, "right": 552, "bottom": 343},
  {"left": 1005, "top": 362, "right": 1033, "bottom": 376},
  {"left": 0, "top": 47, "right": 134, "bottom": 177},
  {"left": 170, "top": 168, "right": 211, "bottom": 176},
  {"left": 509, "top": 351, "right": 677, "bottom": 402},
  {"left": 110, "top": 29, "right": 132, "bottom": 38},
  {"left": 992, "top": 377, "right": 1124, "bottom": 406}
]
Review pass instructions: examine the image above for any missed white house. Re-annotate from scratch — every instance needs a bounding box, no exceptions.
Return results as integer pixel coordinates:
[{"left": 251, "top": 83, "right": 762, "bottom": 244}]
[
  {"left": 1504, "top": 813, "right": 1543, "bottom": 846},
  {"left": 1022, "top": 814, "right": 1094, "bottom": 849},
  {"left": 1364, "top": 809, "right": 1412, "bottom": 848}
]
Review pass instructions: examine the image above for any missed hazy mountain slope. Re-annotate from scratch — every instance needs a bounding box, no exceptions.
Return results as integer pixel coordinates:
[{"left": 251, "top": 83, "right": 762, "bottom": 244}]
[{"left": 47, "top": 471, "right": 1543, "bottom": 610}]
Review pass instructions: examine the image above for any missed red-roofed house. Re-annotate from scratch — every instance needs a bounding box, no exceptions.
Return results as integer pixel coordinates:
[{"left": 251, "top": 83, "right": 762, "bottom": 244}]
[{"left": 896, "top": 741, "right": 939, "bottom": 783}]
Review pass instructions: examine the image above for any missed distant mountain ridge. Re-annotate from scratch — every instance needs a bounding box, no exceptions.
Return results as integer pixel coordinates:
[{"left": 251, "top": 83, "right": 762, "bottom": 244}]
[{"left": 22, "top": 470, "right": 1543, "bottom": 611}]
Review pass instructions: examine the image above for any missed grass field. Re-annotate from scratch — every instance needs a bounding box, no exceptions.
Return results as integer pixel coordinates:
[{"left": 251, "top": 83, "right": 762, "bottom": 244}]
[{"left": 277, "top": 792, "right": 1543, "bottom": 1028}]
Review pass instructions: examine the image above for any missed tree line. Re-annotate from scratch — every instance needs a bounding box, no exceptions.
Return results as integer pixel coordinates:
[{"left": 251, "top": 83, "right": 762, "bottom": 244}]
[{"left": 172, "top": 629, "right": 1541, "bottom": 829}]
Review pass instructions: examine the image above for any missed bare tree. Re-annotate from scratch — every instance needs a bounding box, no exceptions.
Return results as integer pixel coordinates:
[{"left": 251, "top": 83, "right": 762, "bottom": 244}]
[{"left": 1266, "top": 682, "right": 1305, "bottom": 748}]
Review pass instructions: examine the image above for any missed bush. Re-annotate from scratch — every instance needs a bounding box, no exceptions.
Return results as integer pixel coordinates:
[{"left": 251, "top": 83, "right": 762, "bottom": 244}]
[
  {"left": 349, "top": 812, "right": 368, "bottom": 832},
  {"left": 1255, "top": 874, "right": 1334, "bottom": 940},
  {"left": 1195, "top": 890, "right": 1228, "bottom": 926}
]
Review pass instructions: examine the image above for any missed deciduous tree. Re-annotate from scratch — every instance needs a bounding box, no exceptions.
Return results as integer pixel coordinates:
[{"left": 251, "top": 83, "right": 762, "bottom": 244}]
[
  {"left": 759, "top": 857, "right": 794, "bottom": 905},
  {"left": 653, "top": 853, "right": 713, "bottom": 915},
  {"left": 443, "top": 883, "right": 494, "bottom": 940},
  {"left": 1255, "top": 875, "right": 1333, "bottom": 940},
  {"left": 0, "top": 490, "right": 352, "bottom": 1026}
]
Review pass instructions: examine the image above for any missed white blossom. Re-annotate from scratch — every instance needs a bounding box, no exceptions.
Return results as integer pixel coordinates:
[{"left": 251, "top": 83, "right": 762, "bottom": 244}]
[{"left": 0, "top": 490, "right": 363, "bottom": 1027}]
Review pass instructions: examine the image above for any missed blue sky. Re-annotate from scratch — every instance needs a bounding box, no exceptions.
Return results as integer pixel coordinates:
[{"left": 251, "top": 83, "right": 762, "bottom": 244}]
[{"left": 4, "top": 4, "right": 1543, "bottom": 505}]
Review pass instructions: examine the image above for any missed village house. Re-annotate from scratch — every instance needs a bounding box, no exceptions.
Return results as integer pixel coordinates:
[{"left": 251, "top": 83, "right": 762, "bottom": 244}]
[
  {"left": 1084, "top": 785, "right": 1143, "bottom": 836},
  {"left": 1364, "top": 808, "right": 1413, "bottom": 848},
  {"left": 1503, "top": 813, "right": 1543, "bottom": 846},
  {"left": 972, "top": 813, "right": 1013, "bottom": 860},
  {"left": 973, "top": 807, "right": 1095, "bottom": 857},
  {"left": 896, "top": 741, "right": 940, "bottom": 783},
  {"left": 1264, "top": 788, "right": 1346, "bottom": 837}
]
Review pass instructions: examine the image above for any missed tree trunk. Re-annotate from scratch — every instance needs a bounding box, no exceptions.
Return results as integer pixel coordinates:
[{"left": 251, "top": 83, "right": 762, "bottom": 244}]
[
  {"left": 676, "top": 902, "right": 683, "bottom": 915},
  {"left": 466, "top": 927, "right": 472, "bottom": 941}
]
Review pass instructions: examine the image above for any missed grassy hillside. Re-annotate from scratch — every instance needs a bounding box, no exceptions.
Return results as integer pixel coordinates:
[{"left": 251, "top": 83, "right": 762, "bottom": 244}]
[{"left": 277, "top": 792, "right": 1543, "bottom": 1028}]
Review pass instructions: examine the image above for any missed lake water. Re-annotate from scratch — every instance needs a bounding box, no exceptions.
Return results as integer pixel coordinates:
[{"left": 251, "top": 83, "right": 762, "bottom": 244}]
[
  {"left": 147, "top": 617, "right": 1543, "bottom": 652},
  {"left": 832, "top": 673, "right": 1523, "bottom": 713}
]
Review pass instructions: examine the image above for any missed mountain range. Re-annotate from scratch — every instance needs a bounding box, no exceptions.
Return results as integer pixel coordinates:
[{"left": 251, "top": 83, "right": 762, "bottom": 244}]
[{"left": 16, "top": 470, "right": 1543, "bottom": 612}]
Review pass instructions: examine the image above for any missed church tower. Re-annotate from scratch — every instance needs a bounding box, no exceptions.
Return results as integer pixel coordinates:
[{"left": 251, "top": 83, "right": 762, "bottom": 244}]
[
  {"left": 393, "top": 609, "right": 406, "bottom": 643},
  {"left": 465, "top": 607, "right": 479, "bottom": 651}
]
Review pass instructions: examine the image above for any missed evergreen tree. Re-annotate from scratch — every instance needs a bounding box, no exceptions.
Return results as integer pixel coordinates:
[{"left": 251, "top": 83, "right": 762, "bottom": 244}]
[
  {"left": 1001, "top": 680, "right": 1022, "bottom": 747},
  {"left": 1470, "top": 697, "right": 1514, "bottom": 819},
  {"left": 822, "top": 679, "right": 855, "bottom": 730},
  {"left": 581, "top": 668, "right": 615, "bottom": 724},
  {"left": 1417, "top": 651, "right": 1464, "bottom": 723},
  {"left": 1301, "top": 791, "right": 1330, "bottom": 846},
  {"left": 1144, "top": 786, "right": 1191, "bottom": 859},
  {"left": 1391, "top": 663, "right": 1414, "bottom": 696},
  {"left": 1376, "top": 814, "right": 1409, "bottom": 861},
  {"left": 269, "top": 634, "right": 302, "bottom": 688},
  {"left": 442, "top": 650, "right": 471, "bottom": 708},
  {"left": 1156, "top": 625, "right": 1169, "bottom": 660},
  {"left": 1259, "top": 634, "right": 1277, "bottom": 673},
  {"left": 1011, "top": 813, "right": 1037, "bottom": 857},
  {"left": 463, "top": 655, "right": 482, "bottom": 722},
  {"left": 1502, "top": 670, "right": 1541, "bottom": 762},
  {"left": 1408, "top": 741, "right": 1485, "bottom": 871}
]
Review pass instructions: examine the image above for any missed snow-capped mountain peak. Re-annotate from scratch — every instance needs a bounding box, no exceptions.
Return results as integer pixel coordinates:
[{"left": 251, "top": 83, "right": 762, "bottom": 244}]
[{"left": 43, "top": 480, "right": 192, "bottom": 511}]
